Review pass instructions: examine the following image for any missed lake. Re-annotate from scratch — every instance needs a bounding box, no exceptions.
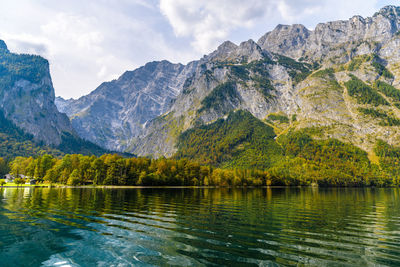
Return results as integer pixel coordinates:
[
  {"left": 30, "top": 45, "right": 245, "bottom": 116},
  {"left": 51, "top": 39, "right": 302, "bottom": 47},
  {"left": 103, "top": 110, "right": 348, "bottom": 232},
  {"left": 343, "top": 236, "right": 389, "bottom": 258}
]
[{"left": 1, "top": 187, "right": 400, "bottom": 266}]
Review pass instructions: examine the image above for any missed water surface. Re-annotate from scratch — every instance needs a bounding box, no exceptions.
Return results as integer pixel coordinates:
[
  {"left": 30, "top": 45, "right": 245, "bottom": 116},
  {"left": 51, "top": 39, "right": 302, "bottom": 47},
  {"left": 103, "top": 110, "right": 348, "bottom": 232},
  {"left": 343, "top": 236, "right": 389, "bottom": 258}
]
[{"left": 1, "top": 187, "right": 400, "bottom": 266}]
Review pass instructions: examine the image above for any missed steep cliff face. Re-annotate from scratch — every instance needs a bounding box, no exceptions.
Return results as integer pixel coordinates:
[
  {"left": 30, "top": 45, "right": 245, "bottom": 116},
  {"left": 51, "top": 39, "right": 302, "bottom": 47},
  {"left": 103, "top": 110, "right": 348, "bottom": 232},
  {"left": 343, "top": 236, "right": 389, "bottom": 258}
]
[
  {"left": 58, "top": 5, "right": 400, "bottom": 159},
  {"left": 56, "top": 60, "right": 197, "bottom": 151},
  {"left": 0, "top": 40, "right": 108, "bottom": 156},
  {"left": 0, "top": 41, "right": 74, "bottom": 146}
]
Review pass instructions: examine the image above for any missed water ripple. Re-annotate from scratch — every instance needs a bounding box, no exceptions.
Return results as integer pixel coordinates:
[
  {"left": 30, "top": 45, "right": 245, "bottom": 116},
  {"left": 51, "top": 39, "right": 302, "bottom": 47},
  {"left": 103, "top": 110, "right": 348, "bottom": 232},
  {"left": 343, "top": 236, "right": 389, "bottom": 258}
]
[{"left": 1, "top": 188, "right": 400, "bottom": 266}]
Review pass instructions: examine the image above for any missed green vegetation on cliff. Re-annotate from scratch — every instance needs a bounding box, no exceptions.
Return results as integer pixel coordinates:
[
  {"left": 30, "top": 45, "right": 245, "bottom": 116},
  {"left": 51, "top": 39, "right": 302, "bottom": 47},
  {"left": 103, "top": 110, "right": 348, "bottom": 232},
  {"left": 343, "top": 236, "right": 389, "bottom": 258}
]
[
  {"left": 276, "top": 54, "right": 313, "bottom": 84},
  {"left": 199, "top": 82, "right": 241, "bottom": 113},
  {"left": 0, "top": 46, "right": 49, "bottom": 89},
  {"left": 344, "top": 75, "right": 389, "bottom": 106},
  {"left": 375, "top": 80, "right": 400, "bottom": 102},
  {"left": 275, "top": 130, "right": 379, "bottom": 186},
  {"left": 372, "top": 61, "right": 394, "bottom": 79},
  {"left": 358, "top": 107, "right": 400, "bottom": 126}
]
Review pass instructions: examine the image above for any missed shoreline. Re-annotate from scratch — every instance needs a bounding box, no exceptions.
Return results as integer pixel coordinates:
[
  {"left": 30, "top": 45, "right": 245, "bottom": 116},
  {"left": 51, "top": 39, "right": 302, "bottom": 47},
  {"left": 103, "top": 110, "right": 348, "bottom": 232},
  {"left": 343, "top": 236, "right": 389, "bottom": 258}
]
[{"left": 0, "top": 185, "right": 395, "bottom": 189}]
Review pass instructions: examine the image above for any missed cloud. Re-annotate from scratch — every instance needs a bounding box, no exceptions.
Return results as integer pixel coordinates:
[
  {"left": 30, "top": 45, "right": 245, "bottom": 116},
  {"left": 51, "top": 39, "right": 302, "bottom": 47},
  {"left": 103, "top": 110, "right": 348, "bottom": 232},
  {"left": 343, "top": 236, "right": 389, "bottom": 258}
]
[
  {"left": 41, "top": 14, "right": 104, "bottom": 52},
  {"left": 160, "top": 0, "right": 271, "bottom": 53},
  {"left": 1, "top": 34, "right": 49, "bottom": 56}
]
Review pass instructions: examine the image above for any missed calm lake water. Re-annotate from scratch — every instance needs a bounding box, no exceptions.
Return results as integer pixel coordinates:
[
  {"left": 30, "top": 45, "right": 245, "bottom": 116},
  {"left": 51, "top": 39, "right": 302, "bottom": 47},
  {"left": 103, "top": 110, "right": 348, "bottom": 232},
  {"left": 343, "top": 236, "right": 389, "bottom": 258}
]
[{"left": 1, "top": 188, "right": 400, "bottom": 266}]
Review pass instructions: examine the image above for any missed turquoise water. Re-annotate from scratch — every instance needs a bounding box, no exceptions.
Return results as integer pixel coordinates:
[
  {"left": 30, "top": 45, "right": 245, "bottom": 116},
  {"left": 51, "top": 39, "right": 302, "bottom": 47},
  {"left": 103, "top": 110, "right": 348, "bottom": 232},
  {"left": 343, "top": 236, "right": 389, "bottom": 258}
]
[{"left": 1, "top": 188, "right": 400, "bottom": 266}]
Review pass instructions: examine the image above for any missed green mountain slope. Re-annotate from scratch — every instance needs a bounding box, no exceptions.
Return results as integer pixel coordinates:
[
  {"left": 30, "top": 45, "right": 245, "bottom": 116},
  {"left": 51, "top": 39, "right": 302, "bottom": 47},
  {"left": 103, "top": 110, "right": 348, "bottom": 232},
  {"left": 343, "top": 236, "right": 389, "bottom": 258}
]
[
  {"left": 176, "top": 110, "right": 282, "bottom": 169},
  {"left": 176, "top": 109, "right": 394, "bottom": 186}
]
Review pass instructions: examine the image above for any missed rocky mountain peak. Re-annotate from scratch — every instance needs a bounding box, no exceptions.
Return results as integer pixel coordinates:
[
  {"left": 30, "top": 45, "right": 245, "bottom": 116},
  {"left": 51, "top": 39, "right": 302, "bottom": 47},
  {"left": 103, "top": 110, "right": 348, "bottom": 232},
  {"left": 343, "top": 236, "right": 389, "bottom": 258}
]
[
  {"left": 206, "top": 40, "right": 238, "bottom": 62},
  {"left": 217, "top": 40, "right": 238, "bottom": 52},
  {"left": 257, "top": 24, "right": 310, "bottom": 58},
  {"left": 236, "top": 39, "right": 265, "bottom": 62},
  {"left": 207, "top": 39, "right": 267, "bottom": 63},
  {"left": 55, "top": 59, "right": 191, "bottom": 151},
  {"left": 257, "top": 7, "right": 400, "bottom": 60},
  {"left": 374, "top": 5, "right": 400, "bottom": 19}
]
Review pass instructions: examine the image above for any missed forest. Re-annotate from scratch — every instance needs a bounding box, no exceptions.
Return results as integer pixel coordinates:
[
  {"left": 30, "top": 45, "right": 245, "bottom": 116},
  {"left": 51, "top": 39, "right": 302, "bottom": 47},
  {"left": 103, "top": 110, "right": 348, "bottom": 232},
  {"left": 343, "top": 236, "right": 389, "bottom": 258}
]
[
  {"left": 4, "top": 125, "right": 400, "bottom": 187},
  {"left": 3, "top": 136, "right": 398, "bottom": 187},
  {"left": 3, "top": 110, "right": 400, "bottom": 187},
  {"left": 3, "top": 154, "right": 271, "bottom": 187}
]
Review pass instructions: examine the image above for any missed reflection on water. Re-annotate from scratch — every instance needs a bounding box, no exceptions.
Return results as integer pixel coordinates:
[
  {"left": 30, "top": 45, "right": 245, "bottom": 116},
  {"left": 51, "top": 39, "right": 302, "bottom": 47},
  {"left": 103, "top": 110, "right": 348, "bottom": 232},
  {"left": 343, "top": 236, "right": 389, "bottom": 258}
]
[{"left": 0, "top": 188, "right": 400, "bottom": 266}]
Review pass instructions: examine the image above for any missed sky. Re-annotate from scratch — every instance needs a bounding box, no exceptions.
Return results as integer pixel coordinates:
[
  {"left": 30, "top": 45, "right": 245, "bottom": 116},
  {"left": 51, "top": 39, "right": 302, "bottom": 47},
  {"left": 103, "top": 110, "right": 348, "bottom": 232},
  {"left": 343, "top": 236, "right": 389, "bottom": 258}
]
[{"left": 0, "top": 0, "right": 398, "bottom": 99}]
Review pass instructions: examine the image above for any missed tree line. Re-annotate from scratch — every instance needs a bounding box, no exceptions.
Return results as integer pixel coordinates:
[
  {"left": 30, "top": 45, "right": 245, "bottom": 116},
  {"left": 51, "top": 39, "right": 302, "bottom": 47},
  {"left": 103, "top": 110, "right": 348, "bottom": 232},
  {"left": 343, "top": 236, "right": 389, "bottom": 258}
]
[{"left": 6, "top": 154, "right": 273, "bottom": 186}]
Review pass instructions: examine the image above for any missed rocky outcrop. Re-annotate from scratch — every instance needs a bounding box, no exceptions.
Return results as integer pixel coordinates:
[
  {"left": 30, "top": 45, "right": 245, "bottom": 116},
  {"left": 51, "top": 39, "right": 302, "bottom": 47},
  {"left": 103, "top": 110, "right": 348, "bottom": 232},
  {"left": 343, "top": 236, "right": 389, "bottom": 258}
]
[{"left": 0, "top": 41, "right": 75, "bottom": 146}]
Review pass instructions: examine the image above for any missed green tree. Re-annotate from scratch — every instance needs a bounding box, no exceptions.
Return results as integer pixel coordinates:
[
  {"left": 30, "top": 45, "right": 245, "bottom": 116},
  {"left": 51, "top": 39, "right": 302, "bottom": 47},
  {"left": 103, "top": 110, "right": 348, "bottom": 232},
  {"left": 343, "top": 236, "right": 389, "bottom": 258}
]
[
  {"left": 0, "top": 158, "right": 9, "bottom": 176},
  {"left": 67, "top": 169, "right": 81, "bottom": 186}
]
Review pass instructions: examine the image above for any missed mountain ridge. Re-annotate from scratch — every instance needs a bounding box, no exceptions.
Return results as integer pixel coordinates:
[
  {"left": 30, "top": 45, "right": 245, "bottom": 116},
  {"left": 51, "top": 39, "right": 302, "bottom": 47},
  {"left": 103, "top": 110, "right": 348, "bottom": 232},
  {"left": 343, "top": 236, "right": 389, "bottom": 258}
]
[{"left": 55, "top": 5, "right": 400, "bottom": 161}]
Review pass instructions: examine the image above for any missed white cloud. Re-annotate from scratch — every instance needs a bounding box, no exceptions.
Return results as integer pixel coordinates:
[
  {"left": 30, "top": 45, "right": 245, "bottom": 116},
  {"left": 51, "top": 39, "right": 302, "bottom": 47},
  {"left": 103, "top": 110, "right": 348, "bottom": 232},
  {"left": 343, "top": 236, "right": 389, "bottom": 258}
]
[
  {"left": 160, "top": 0, "right": 270, "bottom": 53},
  {"left": 41, "top": 14, "right": 104, "bottom": 52}
]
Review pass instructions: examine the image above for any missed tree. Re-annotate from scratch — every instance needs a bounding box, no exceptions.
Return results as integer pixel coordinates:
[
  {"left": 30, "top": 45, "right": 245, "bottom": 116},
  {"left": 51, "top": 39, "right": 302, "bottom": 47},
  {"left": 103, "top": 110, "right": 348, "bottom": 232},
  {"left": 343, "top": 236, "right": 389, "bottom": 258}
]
[
  {"left": 92, "top": 158, "right": 106, "bottom": 185},
  {"left": 44, "top": 167, "right": 58, "bottom": 183},
  {"left": 0, "top": 158, "right": 9, "bottom": 177},
  {"left": 67, "top": 169, "right": 81, "bottom": 186}
]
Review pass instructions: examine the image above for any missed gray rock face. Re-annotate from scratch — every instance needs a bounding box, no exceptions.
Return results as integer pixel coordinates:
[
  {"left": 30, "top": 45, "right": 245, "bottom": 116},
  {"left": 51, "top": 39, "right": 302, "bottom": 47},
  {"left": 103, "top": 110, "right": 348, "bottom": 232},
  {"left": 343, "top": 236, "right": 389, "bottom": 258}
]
[
  {"left": 206, "top": 39, "right": 267, "bottom": 63},
  {"left": 0, "top": 44, "right": 75, "bottom": 145},
  {"left": 57, "top": 60, "right": 197, "bottom": 151},
  {"left": 258, "top": 6, "right": 400, "bottom": 60},
  {"left": 58, "top": 5, "right": 400, "bottom": 157},
  {"left": 257, "top": 24, "right": 310, "bottom": 59}
]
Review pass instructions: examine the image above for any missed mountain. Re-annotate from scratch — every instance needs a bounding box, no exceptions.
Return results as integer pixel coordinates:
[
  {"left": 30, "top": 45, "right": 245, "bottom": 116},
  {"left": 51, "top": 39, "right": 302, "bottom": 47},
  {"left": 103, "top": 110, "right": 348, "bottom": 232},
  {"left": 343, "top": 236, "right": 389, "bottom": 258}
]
[
  {"left": 56, "top": 60, "right": 197, "bottom": 151},
  {"left": 0, "top": 40, "right": 108, "bottom": 156},
  {"left": 57, "top": 6, "right": 400, "bottom": 165}
]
